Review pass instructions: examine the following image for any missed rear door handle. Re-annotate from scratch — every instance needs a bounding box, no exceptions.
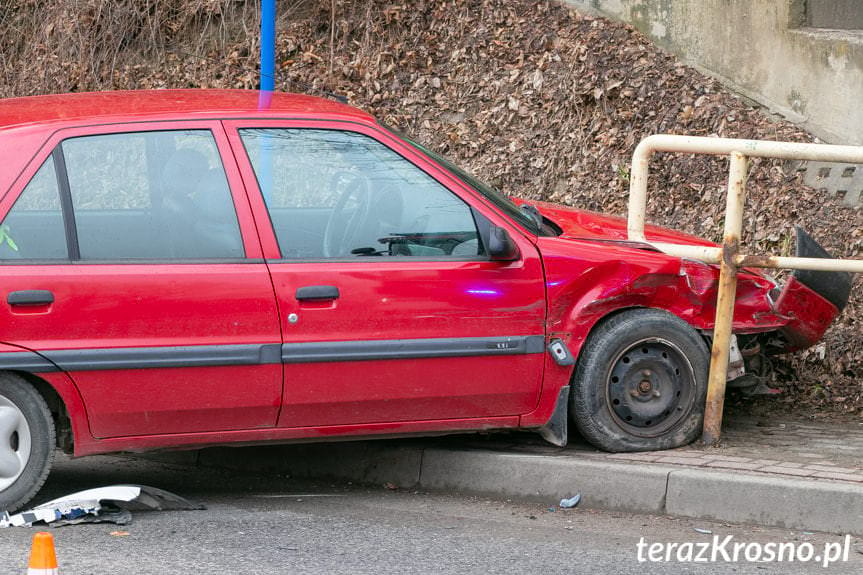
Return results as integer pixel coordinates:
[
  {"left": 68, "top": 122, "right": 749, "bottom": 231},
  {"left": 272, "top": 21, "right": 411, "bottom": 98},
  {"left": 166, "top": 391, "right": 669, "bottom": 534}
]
[
  {"left": 8, "top": 290, "right": 55, "bottom": 306},
  {"left": 295, "top": 285, "right": 340, "bottom": 302}
]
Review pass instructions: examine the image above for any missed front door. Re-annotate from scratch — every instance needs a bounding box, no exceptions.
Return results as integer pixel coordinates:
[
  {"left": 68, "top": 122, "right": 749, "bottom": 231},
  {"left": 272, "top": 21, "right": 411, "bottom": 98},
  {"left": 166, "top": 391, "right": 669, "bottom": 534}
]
[
  {"left": 227, "top": 121, "right": 546, "bottom": 428},
  {"left": 0, "top": 123, "right": 282, "bottom": 438}
]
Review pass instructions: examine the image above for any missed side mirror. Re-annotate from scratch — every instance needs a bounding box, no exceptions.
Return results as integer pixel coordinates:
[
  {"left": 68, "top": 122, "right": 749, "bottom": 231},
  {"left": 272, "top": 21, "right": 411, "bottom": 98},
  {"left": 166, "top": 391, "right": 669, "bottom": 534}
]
[
  {"left": 487, "top": 225, "right": 520, "bottom": 261},
  {"left": 472, "top": 208, "right": 521, "bottom": 262}
]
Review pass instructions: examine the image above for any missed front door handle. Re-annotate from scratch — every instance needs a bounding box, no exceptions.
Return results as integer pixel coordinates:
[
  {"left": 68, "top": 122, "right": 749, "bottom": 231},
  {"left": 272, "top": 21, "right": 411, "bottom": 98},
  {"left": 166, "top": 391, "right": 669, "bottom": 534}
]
[
  {"left": 8, "top": 290, "right": 55, "bottom": 306},
  {"left": 295, "top": 285, "right": 340, "bottom": 302}
]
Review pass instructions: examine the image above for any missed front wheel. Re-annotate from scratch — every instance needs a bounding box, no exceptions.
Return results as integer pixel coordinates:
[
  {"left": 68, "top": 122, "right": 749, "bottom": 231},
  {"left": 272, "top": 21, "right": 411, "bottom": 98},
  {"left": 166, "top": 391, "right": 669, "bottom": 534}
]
[
  {"left": 0, "top": 374, "right": 55, "bottom": 512},
  {"left": 571, "top": 309, "right": 709, "bottom": 452}
]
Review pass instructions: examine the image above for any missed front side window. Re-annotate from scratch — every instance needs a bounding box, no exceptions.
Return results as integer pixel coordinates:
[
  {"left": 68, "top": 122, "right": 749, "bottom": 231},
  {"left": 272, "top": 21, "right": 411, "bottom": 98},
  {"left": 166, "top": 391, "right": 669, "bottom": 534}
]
[
  {"left": 61, "top": 130, "right": 244, "bottom": 260},
  {"left": 381, "top": 124, "right": 558, "bottom": 237},
  {"left": 240, "top": 128, "right": 482, "bottom": 259},
  {"left": 0, "top": 157, "right": 67, "bottom": 260}
]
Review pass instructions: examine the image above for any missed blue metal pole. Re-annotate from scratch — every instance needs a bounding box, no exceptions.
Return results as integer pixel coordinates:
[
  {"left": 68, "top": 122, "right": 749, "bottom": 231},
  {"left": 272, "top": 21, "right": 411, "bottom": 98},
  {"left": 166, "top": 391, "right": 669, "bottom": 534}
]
[
  {"left": 259, "top": 0, "right": 276, "bottom": 93},
  {"left": 258, "top": 0, "right": 276, "bottom": 203}
]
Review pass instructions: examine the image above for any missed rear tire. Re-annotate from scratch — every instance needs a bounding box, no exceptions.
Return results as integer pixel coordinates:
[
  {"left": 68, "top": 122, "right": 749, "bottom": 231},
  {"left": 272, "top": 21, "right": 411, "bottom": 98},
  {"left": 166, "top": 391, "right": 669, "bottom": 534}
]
[
  {"left": 571, "top": 309, "right": 709, "bottom": 452},
  {"left": 0, "top": 373, "right": 54, "bottom": 512}
]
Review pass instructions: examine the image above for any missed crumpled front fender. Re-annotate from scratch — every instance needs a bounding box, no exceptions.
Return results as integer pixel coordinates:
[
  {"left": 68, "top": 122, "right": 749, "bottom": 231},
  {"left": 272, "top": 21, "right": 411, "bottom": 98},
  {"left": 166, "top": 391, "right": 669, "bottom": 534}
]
[{"left": 537, "top": 236, "right": 836, "bottom": 358}]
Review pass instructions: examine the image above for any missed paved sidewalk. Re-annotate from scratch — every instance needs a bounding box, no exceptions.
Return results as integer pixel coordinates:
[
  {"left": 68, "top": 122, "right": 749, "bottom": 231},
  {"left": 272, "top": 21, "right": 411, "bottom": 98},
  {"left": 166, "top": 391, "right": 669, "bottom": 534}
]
[
  {"left": 605, "top": 417, "right": 863, "bottom": 483},
  {"left": 443, "top": 415, "right": 863, "bottom": 485}
]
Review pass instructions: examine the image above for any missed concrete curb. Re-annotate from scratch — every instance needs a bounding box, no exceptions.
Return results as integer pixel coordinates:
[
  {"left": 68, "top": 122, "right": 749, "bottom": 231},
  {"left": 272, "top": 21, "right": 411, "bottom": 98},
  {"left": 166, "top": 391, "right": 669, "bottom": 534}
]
[
  {"left": 190, "top": 443, "right": 863, "bottom": 535},
  {"left": 666, "top": 468, "right": 863, "bottom": 535},
  {"left": 419, "top": 449, "right": 670, "bottom": 514}
]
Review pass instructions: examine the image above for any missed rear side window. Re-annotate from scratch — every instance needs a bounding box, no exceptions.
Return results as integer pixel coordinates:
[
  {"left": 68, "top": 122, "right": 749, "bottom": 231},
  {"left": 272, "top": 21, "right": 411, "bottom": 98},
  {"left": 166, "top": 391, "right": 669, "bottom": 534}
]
[
  {"left": 61, "top": 130, "right": 244, "bottom": 260},
  {"left": 0, "top": 157, "right": 68, "bottom": 260}
]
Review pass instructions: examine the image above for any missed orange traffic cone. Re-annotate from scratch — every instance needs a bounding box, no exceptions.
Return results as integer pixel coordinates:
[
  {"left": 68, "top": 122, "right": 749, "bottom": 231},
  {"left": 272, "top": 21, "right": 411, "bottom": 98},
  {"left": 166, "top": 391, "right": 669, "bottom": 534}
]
[{"left": 27, "top": 532, "right": 58, "bottom": 574}]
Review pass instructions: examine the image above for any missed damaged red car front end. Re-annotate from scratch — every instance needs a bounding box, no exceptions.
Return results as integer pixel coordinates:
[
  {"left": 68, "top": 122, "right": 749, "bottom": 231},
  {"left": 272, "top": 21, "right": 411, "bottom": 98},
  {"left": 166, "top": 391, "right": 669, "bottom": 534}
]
[{"left": 532, "top": 200, "right": 849, "bottom": 388}]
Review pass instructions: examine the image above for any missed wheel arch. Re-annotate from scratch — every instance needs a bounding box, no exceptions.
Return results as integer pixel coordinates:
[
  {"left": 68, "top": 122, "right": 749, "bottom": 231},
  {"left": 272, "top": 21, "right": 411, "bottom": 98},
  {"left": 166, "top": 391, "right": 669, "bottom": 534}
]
[
  {"left": 566, "top": 300, "right": 709, "bottom": 371},
  {"left": 0, "top": 344, "right": 92, "bottom": 456},
  {"left": 569, "top": 305, "right": 714, "bottom": 371},
  {"left": 568, "top": 305, "right": 646, "bottom": 370},
  {"left": 11, "top": 371, "right": 74, "bottom": 454}
]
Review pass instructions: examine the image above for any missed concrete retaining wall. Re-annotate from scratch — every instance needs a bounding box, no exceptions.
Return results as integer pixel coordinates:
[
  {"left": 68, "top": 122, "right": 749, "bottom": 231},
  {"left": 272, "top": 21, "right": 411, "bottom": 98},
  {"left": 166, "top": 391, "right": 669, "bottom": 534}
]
[{"left": 564, "top": 0, "right": 863, "bottom": 145}]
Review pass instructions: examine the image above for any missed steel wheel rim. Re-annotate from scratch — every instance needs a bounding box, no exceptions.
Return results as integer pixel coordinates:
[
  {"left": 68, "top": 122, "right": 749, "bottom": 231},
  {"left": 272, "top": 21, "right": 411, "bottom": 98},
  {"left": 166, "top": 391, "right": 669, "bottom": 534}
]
[
  {"left": 604, "top": 337, "right": 697, "bottom": 438},
  {"left": 0, "top": 394, "right": 31, "bottom": 492}
]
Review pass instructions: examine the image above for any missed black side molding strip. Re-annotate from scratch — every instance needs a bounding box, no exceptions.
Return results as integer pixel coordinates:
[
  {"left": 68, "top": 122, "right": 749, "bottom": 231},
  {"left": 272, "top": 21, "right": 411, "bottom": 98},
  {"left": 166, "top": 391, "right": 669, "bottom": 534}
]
[
  {"left": 40, "top": 343, "right": 282, "bottom": 372},
  {"left": 281, "top": 335, "right": 546, "bottom": 363},
  {"left": 0, "top": 351, "right": 58, "bottom": 373},
  {"left": 0, "top": 336, "right": 545, "bottom": 373}
]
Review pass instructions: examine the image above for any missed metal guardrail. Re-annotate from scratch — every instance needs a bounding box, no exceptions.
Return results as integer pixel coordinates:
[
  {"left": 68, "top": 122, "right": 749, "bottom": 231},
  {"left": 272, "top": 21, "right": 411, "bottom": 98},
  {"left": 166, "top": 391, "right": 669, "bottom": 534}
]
[{"left": 626, "top": 135, "right": 863, "bottom": 445}]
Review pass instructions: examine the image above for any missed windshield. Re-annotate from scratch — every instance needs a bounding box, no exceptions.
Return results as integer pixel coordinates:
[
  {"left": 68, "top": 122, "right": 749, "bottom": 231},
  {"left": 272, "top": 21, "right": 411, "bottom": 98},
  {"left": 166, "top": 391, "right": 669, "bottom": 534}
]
[{"left": 384, "top": 126, "right": 555, "bottom": 236}]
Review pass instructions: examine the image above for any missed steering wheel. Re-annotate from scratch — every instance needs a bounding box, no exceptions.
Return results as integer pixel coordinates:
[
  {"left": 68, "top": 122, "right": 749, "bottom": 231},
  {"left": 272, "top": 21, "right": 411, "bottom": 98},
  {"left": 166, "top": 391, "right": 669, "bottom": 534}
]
[{"left": 323, "top": 172, "right": 372, "bottom": 257}]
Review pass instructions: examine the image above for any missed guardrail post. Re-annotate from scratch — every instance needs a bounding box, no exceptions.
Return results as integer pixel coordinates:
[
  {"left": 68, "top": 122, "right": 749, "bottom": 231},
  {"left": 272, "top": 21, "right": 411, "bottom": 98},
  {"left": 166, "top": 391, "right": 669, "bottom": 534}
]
[
  {"left": 627, "top": 135, "right": 863, "bottom": 446},
  {"left": 702, "top": 151, "right": 748, "bottom": 446}
]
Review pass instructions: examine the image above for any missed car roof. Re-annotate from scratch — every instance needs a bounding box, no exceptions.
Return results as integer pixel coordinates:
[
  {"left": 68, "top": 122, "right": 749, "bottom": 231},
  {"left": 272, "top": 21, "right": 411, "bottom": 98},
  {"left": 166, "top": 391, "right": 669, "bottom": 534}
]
[{"left": 0, "top": 89, "right": 376, "bottom": 130}]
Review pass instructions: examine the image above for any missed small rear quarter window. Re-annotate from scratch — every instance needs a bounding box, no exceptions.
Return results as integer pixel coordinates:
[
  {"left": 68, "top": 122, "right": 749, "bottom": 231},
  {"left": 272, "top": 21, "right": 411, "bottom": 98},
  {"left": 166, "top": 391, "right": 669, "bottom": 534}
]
[{"left": 0, "top": 156, "right": 68, "bottom": 260}]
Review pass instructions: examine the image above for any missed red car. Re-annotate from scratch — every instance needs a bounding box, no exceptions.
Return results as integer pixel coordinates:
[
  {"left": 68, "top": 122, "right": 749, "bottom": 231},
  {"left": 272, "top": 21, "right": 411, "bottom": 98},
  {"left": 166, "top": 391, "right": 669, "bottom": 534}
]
[{"left": 0, "top": 90, "right": 849, "bottom": 511}]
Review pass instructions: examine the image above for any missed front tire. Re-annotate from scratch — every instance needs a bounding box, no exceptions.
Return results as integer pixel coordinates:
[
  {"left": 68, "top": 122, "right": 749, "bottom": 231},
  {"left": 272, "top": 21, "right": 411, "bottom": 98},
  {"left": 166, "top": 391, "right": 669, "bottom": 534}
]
[
  {"left": 0, "top": 374, "right": 55, "bottom": 512},
  {"left": 571, "top": 309, "right": 709, "bottom": 452}
]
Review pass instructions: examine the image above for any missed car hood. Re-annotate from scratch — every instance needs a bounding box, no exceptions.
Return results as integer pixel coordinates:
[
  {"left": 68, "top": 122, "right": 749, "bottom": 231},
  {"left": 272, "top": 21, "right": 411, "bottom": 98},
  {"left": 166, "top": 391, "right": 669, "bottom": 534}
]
[{"left": 527, "top": 200, "right": 716, "bottom": 248}]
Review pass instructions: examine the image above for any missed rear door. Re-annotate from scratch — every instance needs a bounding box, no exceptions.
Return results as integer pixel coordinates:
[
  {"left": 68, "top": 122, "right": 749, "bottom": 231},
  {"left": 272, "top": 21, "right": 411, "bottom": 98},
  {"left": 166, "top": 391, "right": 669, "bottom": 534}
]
[
  {"left": 0, "top": 122, "right": 282, "bottom": 438},
  {"left": 226, "top": 120, "right": 547, "bottom": 428}
]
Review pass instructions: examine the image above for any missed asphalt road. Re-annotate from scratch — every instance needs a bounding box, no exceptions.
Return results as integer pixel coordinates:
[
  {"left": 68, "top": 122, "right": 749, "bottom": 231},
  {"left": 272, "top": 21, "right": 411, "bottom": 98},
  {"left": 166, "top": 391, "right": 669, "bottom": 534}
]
[{"left": 1, "top": 452, "right": 860, "bottom": 574}]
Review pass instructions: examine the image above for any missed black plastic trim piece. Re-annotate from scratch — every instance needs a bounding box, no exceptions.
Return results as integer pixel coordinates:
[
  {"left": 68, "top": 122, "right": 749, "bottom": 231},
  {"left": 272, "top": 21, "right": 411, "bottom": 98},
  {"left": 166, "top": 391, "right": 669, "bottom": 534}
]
[
  {"left": 0, "top": 258, "right": 263, "bottom": 266},
  {"left": 537, "top": 385, "right": 569, "bottom": 447},
  {"left": 52, "top": 146, "right": 80, "bottom": 260},
  {"left": 39, "top": 343, "right": 282, "bottom": 372},
  {"left": 792, "top": 226, "right": 853, "bottom": 311},
  {"left": 281, "top": 335, "right": 545, "bottom": 363},
  {"left": 295, "top": 285, "right": 340, "bottom": 301},
  {"left": 67, "top": 258, "right": 262, "bottom": 265},
  {"left": 266, "top": 256, "right": 487, "bottom": 264},
  {"left": 7, "top": 290, "right": 55, "bottom": 306},
  {"left": 0, "top": 351, "right": 58, "bottom": 373},
  {"left": 525, "top": 335, "right": 546, "bottom": 354},
  {"left": 0, "top": 336, "right": 545, "bottom": 373},
  {"left": 547, "top": 338, "right": 575, "bottom": 366}
]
